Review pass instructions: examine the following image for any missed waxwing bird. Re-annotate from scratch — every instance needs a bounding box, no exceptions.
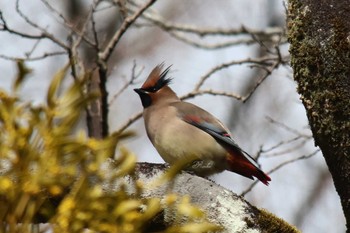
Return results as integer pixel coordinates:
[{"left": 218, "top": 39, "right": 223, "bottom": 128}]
[{"left": 134, "top": 64, "right": 271, "bottom": 185}]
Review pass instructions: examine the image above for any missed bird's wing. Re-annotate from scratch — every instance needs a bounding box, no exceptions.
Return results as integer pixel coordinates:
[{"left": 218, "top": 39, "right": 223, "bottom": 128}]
[{"left": 171, "top": 102, "right": 260, "bottom": 169}]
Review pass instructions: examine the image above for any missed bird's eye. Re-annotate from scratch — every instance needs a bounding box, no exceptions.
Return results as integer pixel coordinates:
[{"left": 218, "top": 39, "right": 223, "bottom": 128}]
[{"left": 144, "top": 86, "right": 158, "bottom": 93}]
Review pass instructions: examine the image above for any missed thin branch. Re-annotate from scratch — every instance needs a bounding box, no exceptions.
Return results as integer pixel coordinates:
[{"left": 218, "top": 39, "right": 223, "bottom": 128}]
[
  {"left": 241, "top": 48, "right": 290, "bottom": 103},
  {"left": 68, "top": 1, "right": 99, "bottom": 80},
  {"left": 109, "top": 62, "right": 144, "bottom": 105},
  {"left": 71, "top": 2, "right": 97, "bottom": 54},
  {"left": 166, "top": 30, "right": 264, "bottom": 50},
  {"left": 41, "top": 0, "right": 71, "bottom": 25},
  {"left": 131, "top": 7, "right": 286, "bottom": 50},
  {"left": 25, "top": 38, "right": 41, "bottom": 58},
  {"left": 259, "top": 118, "right": 313, "bottom": 158},
  {"left": 266, "top": 116, "right": 311, "bottom": 137},
  {"left": 241, "top": 60, "right": 279, "bottom": 103},
  {"left": 263, "top": 139, "right": 309, "bottom": 157},
  {"left": 115, "top": 112, "right": 143, "bottom": 135},
  {"left": 116, "top": 0, "right": 128, "bottom": 20},
  {"left": 141, "top": 10, "right": 284, "bottom": 37},
  {"left": 241, "top": 149, "right": 320, "bottom": 196},
  {"left": 240, "top": 149, "right": 320, "bottom": 196},
  {"left": 1, "top": 11, "right": 49, "bottom": 40},
  {"left": 99, "top": 0, "right": 157, "bottom": 62},
  {"left": 0, "top": 52, "right": 66, "bottom": 61},
  {"left": 41, "top": 0, "right": 96, "bottom": 48},
  {"left": 194, "top": 56, "right": 277, "bottom": 91},
  {"left": 260, "top": 135, "right": 311, "bottom": 156},
  {"left": 91, "top": 0, "right": 100, "bottom": 50},
  {"left": 15, "top": 0, "right": 68, "bottom": 49},
  {"left": 181, "top": 89, "right": 243, "bottom": 101}
]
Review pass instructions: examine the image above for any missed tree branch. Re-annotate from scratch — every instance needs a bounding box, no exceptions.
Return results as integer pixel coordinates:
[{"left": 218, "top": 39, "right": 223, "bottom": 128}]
[{"left": 98, "top": 0, "right": 157, "bottom": 62}]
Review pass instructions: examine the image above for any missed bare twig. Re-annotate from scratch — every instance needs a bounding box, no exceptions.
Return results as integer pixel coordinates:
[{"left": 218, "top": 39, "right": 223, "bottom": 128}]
[
  {"left": 1, "top": 11, "right": 51, "bottom": 40},
  {"left": 109, "top": 62, "right": 145, "bottom": 105},
  {"left": 41, "top": 0, "right": 96, "bottom": 47},
  {"left": 0, "top": 52, "right": 66, "bottom": 61},
  {"left": 115, "top": 111, "right": 143, "bottom": 135},
  {"left": 141, "top": 10, "right": 284, "bottom": 37},
  {"left": 194, "top": 56, "right": 277, "bottom": 91},
  {"left": 71, "top": 2, "right": 98, "bottom": 54},
  {"left": 266, "top": 116, "right": 311, "bottom": 137},
  {"left": 98, "top": 0, "right": 157, "bottom": 62},
  {"left": 260, "top": 135, "right": 311, "bottom": 156},
  {"left": 91, "top": 0, "right": 100, "bottom": 50},
  {"left": 15, "top": 0, "right": 68, "bottom": 49},
  {"left": 116, "top": 0, "right": 128, "bottom": 20},
  {"left": 241, "top": 149, "right": 320, "bottom": 196},
  {"left": 263, "top": 139, "right": 309, "bottom": 157},
  {"left": 241, "top": 60, "right": 279, "bottom": 103},
  {"left": 130, "top": 7, "right": 287, "bottom": 50},
  {"left": 25, "top": 39, "right": 41, "bottom": 58},
  {"left": 41, "top": 0, "right": 70, "bottom": 25},
  {"left": 181, "top": 89, "right": 243, "bottom": 101},
  {"left": 167, "top": 30, "right": 264, "bottom": 50},
  {"left": 64, "top": 4, "right": 95, "bottom": 81}
]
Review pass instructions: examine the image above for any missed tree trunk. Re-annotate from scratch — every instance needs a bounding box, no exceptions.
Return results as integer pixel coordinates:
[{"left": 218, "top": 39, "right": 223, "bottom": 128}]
[{"left": 287, "top": 0, "right": 350, "bottom": 230}]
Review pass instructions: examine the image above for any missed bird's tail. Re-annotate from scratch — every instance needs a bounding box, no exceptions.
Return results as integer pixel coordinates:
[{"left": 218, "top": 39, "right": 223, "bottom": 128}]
[{"left": 226, "top": 150, "right": 271, "bottom": 185}]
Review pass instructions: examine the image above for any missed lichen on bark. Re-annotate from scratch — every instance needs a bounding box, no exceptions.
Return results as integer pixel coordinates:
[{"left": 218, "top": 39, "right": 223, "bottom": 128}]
[{"left": 287, "top": 0, "right": 350, "bottom": 230}]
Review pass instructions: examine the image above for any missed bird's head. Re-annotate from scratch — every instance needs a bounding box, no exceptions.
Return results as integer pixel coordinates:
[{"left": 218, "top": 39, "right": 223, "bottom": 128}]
[{"left": 134, "top": 64, "right": 178, "bottom": 108}]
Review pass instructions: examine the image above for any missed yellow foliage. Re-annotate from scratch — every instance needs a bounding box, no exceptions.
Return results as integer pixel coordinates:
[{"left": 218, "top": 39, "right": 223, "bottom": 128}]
[{"left": 0, "top": 63, "right": 220, "bottom": 233}]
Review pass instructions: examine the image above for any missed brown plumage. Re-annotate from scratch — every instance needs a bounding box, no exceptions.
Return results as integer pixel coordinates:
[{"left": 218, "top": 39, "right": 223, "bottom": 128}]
[{"left": 134, "top": 64, "right": 271, "bottom": 185}]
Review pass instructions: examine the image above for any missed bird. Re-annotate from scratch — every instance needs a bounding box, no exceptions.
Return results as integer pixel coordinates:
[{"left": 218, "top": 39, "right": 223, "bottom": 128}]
[{"left": 134, "top": 64, "right": 271, "bottom": 185}]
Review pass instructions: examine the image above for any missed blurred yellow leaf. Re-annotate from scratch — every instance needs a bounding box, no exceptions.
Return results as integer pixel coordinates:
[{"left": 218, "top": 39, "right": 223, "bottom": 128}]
[
  {"left": 13, "top": 59, "right": 32, "bottom": 91},
  {"left": 47, "top": 63, "right": 69, "bottom": 109},
  {"left": 178, "top": 195, "right": 204, "bottom": 218},
  {"left": 0, "top": 65, "right": 220, "bottom": 233},
  {"left": 0, "top": 177, "right": 13, "bottom": 193},
  {"left": 114, "top": 199, "right": 142, "bottom": 217}
]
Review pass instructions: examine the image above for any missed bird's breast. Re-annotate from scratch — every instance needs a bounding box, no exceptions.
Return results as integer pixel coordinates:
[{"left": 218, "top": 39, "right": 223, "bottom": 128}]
[{"left": 144, "top": 106, "right": 227, "bottom": 171}]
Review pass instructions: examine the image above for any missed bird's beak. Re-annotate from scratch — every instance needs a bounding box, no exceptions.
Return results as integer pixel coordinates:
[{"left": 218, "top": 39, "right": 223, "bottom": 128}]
[
  {"left": 134, "top": 88, "right": 147, "bottom": 95},
  {"left": 134, "top": 88, "right": 151, "bottom": 108}
]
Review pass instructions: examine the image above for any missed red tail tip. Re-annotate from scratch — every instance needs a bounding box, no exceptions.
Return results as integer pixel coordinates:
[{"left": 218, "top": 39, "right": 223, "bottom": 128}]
[{"left": 259, "top": 174, "right": 271, "bottom": 186}]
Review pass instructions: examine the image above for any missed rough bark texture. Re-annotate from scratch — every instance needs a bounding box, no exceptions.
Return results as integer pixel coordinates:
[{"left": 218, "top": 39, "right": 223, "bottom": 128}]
[
  {"left": 103, "top": 162, "right": 299, "bottom": 233},
  {"left": 1, "top": 160, "right": 298, "bottom": 232},
  {"left": 287, "top": 0, "right": 350, "bottom": 230}
]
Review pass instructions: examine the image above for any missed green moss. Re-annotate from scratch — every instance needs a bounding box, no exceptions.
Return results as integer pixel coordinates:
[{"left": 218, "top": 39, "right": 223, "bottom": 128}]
[
  {"left": 287, "top": 0, "right": 350, "bottom": 145},
  {"left": 287, "top": 0, "right": 350, "bottom": 226},
  {"left": 244, "top": 204, "right": 300, "bottom": 233},
  {"left": 256, "top": 209, "right": 300, "bottom": 233}
]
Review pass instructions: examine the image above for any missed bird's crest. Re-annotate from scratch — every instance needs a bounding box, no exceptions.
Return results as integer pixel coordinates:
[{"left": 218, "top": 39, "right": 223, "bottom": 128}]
[{"left": 141, "top": 63, "right": 172, "bottom": 92}]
